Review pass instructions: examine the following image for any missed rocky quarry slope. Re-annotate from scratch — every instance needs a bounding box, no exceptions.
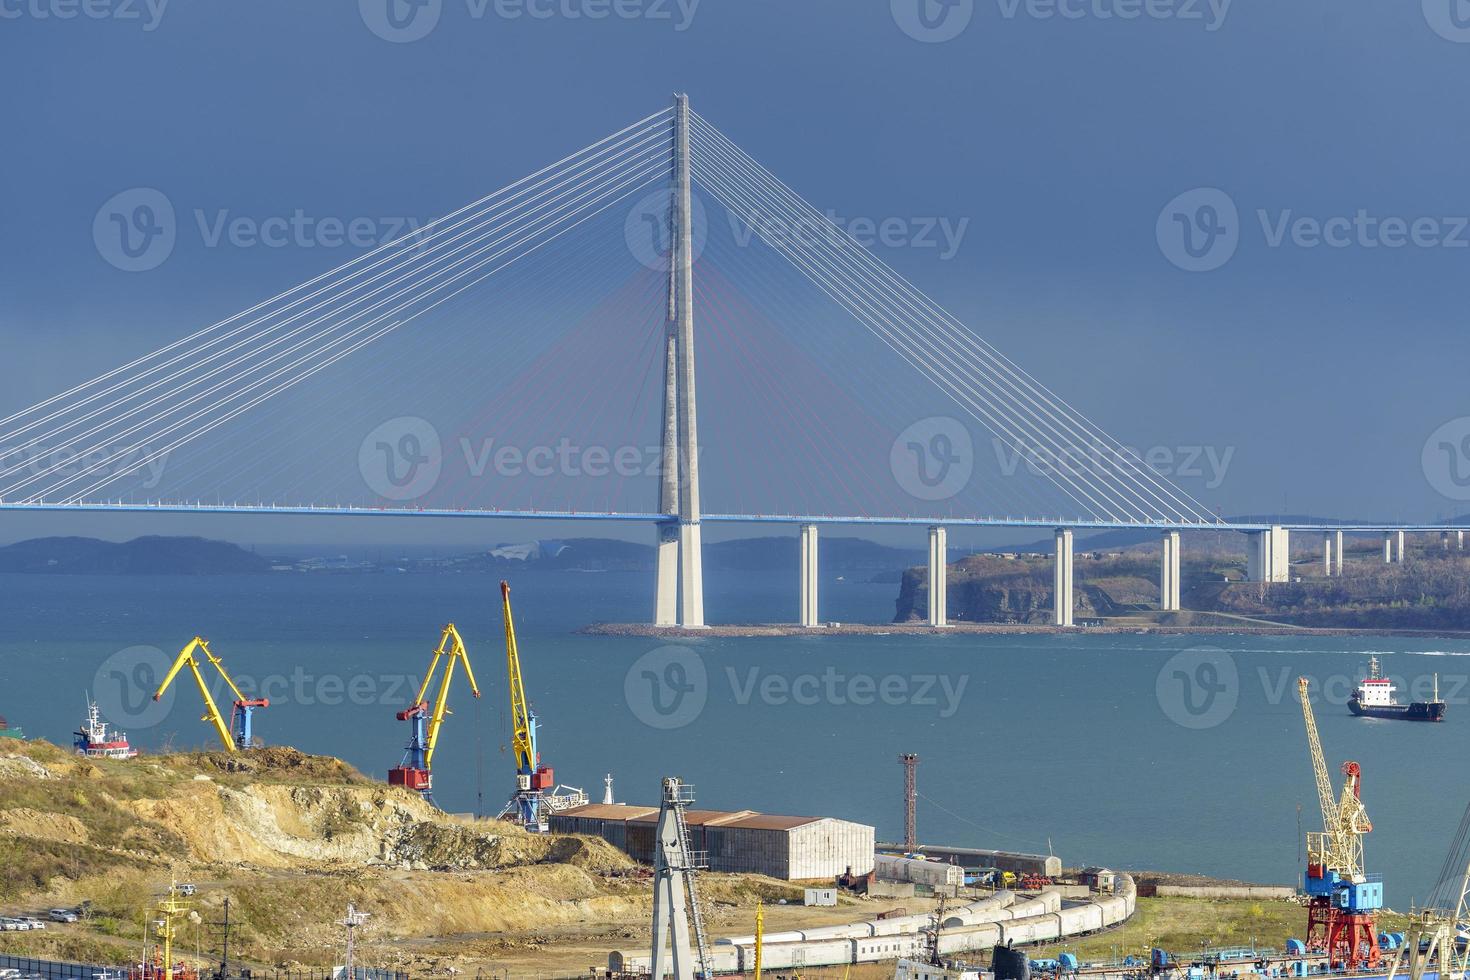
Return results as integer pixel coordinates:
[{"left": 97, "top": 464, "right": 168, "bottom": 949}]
[{"left": 0, "top": 741, "right": 799, "bottom": 975}]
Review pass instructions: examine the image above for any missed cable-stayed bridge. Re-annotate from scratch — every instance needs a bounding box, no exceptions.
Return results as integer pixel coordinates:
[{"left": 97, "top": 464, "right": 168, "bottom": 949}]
[{"left": 2, "top": 96, "right": 1461, "bottom": 626}]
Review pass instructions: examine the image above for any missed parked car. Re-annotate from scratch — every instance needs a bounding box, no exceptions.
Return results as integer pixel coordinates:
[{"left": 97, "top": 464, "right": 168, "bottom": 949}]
[
  {"left": 48, "top": 908, "right": 79, "bottom": 923},
  {"left": 19, "top": 918, "right": 45, "bottom": 930},
  {"left": 176, "top": 884, "right": 196, "bottom": 896}
]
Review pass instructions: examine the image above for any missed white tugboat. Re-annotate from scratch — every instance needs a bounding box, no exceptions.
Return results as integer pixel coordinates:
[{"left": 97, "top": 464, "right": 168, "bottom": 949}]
[{"left": 73, "top": 699, "right": 140, "bottom": 758}]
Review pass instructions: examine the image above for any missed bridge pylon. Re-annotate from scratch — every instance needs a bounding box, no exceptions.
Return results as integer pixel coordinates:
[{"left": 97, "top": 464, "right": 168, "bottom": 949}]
[{"left": 654, "top": 93, "right": 706, "bottom": 628}]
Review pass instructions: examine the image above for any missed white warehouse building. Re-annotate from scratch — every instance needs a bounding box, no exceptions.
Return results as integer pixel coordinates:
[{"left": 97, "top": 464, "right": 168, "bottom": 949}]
[{"left": 550, "top": 803, "right": 875, "bottom": 881}]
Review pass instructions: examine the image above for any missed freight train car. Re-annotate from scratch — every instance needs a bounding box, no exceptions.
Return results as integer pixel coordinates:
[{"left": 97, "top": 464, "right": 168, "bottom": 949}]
[{"left": 611, "top": 876, "right": 1137, "bottom": 974}]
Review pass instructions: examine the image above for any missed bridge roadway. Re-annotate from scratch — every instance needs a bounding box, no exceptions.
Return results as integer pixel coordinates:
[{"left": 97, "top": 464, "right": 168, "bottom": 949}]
[
  {"left": 3, "top": 501, "right": 1463, "bottom": 628},
  {"left": 0, "top": 500, "right": 1462, "bottom": 534}
]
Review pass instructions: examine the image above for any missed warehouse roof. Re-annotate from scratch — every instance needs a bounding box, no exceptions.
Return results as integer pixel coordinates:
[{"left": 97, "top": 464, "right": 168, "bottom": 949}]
[
  {"left": 557, "top": 803, "right": 828, "bottom": 830},
  {"left": 555, "top": 804, "right": 658, "bottom": 821}
]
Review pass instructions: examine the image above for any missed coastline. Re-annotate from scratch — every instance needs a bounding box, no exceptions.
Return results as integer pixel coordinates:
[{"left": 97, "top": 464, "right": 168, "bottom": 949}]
[{"left": 582, "top": 621, "right": 1470, "bottom": 639}]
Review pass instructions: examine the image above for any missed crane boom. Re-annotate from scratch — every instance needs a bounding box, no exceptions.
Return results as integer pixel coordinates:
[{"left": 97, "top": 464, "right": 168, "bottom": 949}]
[
  {"left": 389, "top": 623, "right": 479, "bottom": 802},
  {"left": 501, "top": 581, "right": 535, "bottom": 776},
  {"left": 152, "top": 637, "right": 266, "bottom": 752},
  {"left": 419, "top": 624, "right": 480, "bottom": 772},
  {"left": 1299, "top": 677, "right": 1339, "bottom": 850}
]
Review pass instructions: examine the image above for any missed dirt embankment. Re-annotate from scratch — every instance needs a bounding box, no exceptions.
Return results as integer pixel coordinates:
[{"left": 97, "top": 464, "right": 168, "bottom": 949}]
[{"left": 0, "top": 739, "right": 664, "bottom": 974}]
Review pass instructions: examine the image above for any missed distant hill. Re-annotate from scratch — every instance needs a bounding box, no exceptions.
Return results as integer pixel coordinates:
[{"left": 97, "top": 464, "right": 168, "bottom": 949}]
[
  {"left": 463, "top": 535, "right": 923, "bottom": 573},
  {"left": 0, "top": 536, "right": 271, "bottom": 575}
]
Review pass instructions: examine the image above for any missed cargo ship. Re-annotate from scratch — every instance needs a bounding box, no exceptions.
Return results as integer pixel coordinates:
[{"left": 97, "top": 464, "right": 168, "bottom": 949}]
[
  {"left": 74, "top": 699, "right": 139, "bottom": 758},
  {"left": 0, "top": 714, "right": 22, "bottom": 740},
  {"left": 1348, "top": 656, "right": 1445, "bottom": 721}
]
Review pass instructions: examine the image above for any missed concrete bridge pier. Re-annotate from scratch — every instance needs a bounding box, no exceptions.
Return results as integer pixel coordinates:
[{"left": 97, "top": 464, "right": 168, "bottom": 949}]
[
  {"left": 1053, "top": 528, "right": 1074, "bottom": 627},
  {"left": 1383, "top": 529, "right": 1405, "bottom": 564},
  {"left": 1159, "top": 530, "right": 1181, "bottom": 612},
  {"left": 1247, "top": 525, "right": 1290, "bottom": 583},
  {"left": 927, "top": 525, "right": 949, "bottom": 627},
  {"left": 1334, "top": 529, "right": 1343, "bottom": 576},
  {"left": 1460, "top": 530, "right": 1465, "bottom": 551},
  {"left": 799, "top": 523, "right": 819, "bottom": 628}
]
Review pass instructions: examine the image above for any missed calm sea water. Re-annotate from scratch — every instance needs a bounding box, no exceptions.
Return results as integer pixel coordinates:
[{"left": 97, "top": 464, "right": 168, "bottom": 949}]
[{"left": 2, "top": 568, "right": 1468, "bottom": 910}]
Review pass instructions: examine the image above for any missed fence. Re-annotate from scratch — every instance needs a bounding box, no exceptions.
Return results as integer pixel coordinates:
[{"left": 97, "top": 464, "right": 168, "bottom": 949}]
[{"left": 0, "top": 954, "right": 409, "bottom": 980}]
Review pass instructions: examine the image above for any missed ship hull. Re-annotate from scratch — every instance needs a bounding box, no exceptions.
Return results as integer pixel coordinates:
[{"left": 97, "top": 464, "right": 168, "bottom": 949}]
[{"left": 1348, "top": 699, "right": 1445, "bottom": 721}]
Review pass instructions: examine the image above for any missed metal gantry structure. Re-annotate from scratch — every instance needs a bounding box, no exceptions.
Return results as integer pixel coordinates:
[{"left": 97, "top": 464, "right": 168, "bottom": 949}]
[
  {"left": 387, "top": 623, "right": 480, "bottom": 803},
  {"left": 151, "top": 636, "right": 268, "bottom": 752},
  {"left": 900, "top": 752, "right": 919, "bottom": 852},
  {"left": 1297, "top": 677, "right": 1381, "bottom": 969},
  {"left": 650, "top": 776, "right": 714, "bottom": 980}
]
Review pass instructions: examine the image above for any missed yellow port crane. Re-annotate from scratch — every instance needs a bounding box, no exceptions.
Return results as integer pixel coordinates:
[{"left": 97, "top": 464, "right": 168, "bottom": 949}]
[
  {"left": 1299, "top": 676, "right": 1372, "bottom": 879},
  {"left": 496, "top": 580, "right": 586, "bottom": 828},
  {"left": 1298, "top": 676, "right": 1381, "bottom": 969},
  {"left": 152, "top": 637, "right": 268, "bottom": 753},
  {"left": 388, "top": 623, "right": 480, "bottom": 803}
]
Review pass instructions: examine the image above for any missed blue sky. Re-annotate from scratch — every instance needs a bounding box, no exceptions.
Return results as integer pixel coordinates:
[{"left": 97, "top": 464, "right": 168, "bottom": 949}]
[{"left": 3, "top": 0, "right": 1470, "bottom": 548}]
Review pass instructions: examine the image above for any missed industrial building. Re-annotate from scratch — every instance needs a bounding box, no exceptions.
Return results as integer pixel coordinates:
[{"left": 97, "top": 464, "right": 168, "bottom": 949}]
[
  {"left": 880, "top": 843, "right": 1062, "bottom": 877},
  {"left": 551, "top": 803, "right": 875, "bottom": 880}
]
